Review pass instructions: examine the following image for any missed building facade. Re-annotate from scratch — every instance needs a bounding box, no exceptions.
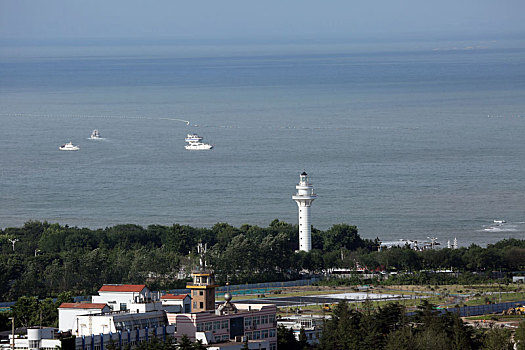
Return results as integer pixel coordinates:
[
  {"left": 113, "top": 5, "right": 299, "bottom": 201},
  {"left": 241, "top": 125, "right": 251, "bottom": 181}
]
[{"left": 169, "top": 303, "right": 277, "bottom": 350}]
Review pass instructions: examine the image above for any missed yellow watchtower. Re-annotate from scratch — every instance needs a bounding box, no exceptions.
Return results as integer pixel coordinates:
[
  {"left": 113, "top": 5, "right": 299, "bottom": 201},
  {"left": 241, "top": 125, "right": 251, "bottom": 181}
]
[
  {"left": 186, "top": 270, "right": 218, "bottom": 312},
  {"left": 186, "top": 243, "right": 218, "bottom": 312}
]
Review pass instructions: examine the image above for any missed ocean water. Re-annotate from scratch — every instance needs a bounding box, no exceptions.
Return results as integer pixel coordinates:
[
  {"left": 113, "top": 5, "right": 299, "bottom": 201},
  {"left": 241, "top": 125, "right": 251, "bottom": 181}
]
[{"left": 1, "top": 41, "right": 525, "bottom": 246}]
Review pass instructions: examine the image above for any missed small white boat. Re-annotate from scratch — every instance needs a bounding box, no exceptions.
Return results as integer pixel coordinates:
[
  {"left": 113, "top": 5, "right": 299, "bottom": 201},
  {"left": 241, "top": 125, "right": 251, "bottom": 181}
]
[
  {"left": 59, "top": 142, "right": 80, "bottom": 151},
  {"left": 185, "top": 142, "right": 213, "bottom": 150},
  {"left": 185, "top": 133, "right": 213, "bottom": 150},
  {"left": 493, "top": 219, "right": 506, "bottom": 224},
  {"left": 90, "top": 129, "right": 101, "bottom": 139},
  {"left": 185, "top": 134, "right": 203, "bottom": 142}
]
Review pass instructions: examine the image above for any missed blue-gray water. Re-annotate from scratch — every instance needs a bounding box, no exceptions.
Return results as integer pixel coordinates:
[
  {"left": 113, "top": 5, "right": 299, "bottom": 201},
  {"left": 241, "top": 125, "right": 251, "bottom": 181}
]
[{"left": 1, "top": 41, "right": 525, "bottom": 246}]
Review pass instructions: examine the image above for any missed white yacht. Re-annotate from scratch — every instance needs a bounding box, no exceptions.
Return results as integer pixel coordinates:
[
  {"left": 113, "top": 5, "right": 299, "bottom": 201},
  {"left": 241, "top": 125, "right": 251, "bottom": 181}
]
[
  {"left": 59, "top": 142, "right": 80, "bottom": 151},
  {"left": 185, "top": 142, "right": 213, "bottom": 150},
  {"left": 185, "top": 133, "right": 203, "bottom": 142},
  {"left": 90, "top": 129, "right": 101, "bottom": 139},
  {"left": 493, "top": 219, "right": 506, "bottom": 224},
  {"left": 185, "top": 133, "right": 213, "bottom": 150}
]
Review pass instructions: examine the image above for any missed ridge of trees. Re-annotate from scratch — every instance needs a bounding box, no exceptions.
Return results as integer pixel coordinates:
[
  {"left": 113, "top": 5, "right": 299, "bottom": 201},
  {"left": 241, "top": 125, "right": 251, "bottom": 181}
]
[{"left": 0, "top": 221, "right": 524, "bottom": 301}]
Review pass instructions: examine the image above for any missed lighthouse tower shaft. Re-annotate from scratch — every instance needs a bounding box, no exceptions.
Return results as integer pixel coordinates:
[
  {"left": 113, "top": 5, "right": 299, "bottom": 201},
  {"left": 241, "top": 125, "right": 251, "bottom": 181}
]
[{"left": 292, "top": 172, "right": 317, "bottom": 252}]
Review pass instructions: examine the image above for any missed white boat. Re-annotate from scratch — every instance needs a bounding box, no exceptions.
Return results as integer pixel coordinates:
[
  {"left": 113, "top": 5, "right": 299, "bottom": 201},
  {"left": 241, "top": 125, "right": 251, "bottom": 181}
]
[
  {"left": 185, "top": 133, "right": 213, "bottom": 150},
  {"left": 185, "top": 134, "right": 203, "bottom": 142},
  {"left": 493, "top": 219, "right": 506, "bottom": 224},
  {"left": 90, "top": 129, "right": 101, "bottom": 139},
  {"left": 185, "top": 142, "right": 213, "bottom": 150},
  {"left": 59, "top": 142, "right": 80, "bottom": 151}
]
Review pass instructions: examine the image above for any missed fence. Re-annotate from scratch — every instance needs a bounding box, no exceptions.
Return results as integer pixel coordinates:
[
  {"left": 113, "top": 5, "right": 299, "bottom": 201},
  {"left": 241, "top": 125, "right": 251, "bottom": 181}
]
[
  {"left": 407, "top": 300, "right": 525, "bottom": 317},
  {"left": 167, "top": 277, "right": 321, "bottom": 295}
]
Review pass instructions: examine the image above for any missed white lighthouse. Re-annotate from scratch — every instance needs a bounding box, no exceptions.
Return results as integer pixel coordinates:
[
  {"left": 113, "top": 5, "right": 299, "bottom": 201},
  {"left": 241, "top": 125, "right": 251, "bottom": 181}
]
[{"left": 292, "top": 171, "right": 317, "bottom": 252}]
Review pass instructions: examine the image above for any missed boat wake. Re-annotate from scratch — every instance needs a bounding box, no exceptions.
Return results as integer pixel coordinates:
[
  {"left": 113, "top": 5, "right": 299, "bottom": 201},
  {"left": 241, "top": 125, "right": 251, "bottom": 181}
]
[
  {"left": 2, "top": 113, "right": 194, "bottom": 126},
  {"left": 480, "top": 223, "right": 518, "bottom": 233},
  {"left": 482, "top": 226, "right": 518, "bottom": 233}
]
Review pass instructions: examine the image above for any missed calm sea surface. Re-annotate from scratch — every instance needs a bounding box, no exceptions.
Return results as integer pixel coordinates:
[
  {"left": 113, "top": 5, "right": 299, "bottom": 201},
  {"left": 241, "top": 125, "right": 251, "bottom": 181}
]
[{"left": 1, "top": 41, "right": 524, "bottom": 246}]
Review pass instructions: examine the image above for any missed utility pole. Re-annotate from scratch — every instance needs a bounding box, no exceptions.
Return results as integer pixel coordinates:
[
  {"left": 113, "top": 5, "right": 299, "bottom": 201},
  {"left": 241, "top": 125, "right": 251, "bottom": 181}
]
[{"left": 9, "top": 317, "right": 14, "bottom": 350}]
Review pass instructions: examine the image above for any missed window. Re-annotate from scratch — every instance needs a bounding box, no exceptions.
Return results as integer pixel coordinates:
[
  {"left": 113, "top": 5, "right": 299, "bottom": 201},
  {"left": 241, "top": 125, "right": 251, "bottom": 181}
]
[
  {"left": 245, "top": 332, "right": 252, "bottom": 340},
  {"left": 261, "top": 315, "right": 268, "bottom": 324},
  {"left": 199, "top": 291, "right": 203, "bottom": 296},
  {"left": 205, "top": 322, "right": 213, "bottom": 331},
  {"left": 193, "top": 301, "right": 196, "bottom": 308},
  {"left": 253, "top": 331, "right": 261, "bottom": 340},
  {"left": 269, "top": 315, "right": 275, "bottom": 324},
  {"left": 269, "top": 329, "right": 276, "bottom": 338},
  {"left": 197, "top": 323, "right": 204, "bottom": 332},
  {"left": 221, "top": 320, "right": 229, "bottom": 329},
  {"left": 200, "top": 302, "right": 204, "bottom": 309},
  {"left": 254, "top": 316, "right": 260, "bottom": 325},
  {"left": 213, "top": 321, "right": 220, "bottom": 330},
  {"left": 270, "top": 343, "right": 277, "bottom": 350},
  {"left": 244, "top": 317, "right": 252, "bottom": 327},
  {"left": 120, "top": 303, "right": 127, "bottom": 311},
  {"left": 262, "top": 330, "right": 269, "bottom": 339}
]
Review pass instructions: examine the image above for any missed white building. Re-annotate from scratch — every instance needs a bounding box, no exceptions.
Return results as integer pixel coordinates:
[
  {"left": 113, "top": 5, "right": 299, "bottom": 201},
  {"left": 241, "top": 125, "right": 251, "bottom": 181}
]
[
  {"left": 160, "top": 293, "right": 191, "bottom": 313},
  {"left": 58, "top": 303, "right": 111, "bottom": 332},
  {"left": 292, "top": 172, "right": 317, "bottom": 252},
  {"left": 74, "top": 310, "right": 168, "bottom": 336},
  {"left": 92, "top": 284, "right": 164, "bottom": 313},
  {"left": 2, "top": 325, "right": 176, "bottom": 350},
  {"left": 278, "top": 315, "right": 324, "bottom": 346}
]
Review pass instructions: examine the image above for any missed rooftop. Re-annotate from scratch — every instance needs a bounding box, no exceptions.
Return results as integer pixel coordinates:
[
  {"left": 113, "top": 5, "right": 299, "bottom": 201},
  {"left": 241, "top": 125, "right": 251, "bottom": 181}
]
[
  {"left": 161, "top": 294, "right": 189, "bottom": 300},
  {"left": 59, "top": 303, "right": 108, "bottom": 309},
  {"left": 98, "top": 284, "right": 146, "bottom": 293}
]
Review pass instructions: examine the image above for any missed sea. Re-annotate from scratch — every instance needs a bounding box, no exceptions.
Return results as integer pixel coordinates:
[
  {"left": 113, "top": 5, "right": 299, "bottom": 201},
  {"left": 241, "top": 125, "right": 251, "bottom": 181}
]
[{"left": 1, "top": 38, "right": 525, "bottom": 246}]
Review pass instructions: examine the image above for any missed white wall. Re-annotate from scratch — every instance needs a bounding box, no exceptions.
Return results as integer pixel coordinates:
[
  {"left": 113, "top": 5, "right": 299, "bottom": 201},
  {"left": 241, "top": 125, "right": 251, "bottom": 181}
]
[
  {"left": 58, "top": 306, "right": 111, "bottom": 332},
  {"left": 92, "top": 291, "right": 141, "bottom": 311}
]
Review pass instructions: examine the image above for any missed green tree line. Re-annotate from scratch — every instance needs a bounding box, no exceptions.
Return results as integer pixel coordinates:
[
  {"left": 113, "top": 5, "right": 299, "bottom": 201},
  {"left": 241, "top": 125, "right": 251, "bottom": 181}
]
[{"left": 0, "top": 221, "right": 524, "bottom": 301}]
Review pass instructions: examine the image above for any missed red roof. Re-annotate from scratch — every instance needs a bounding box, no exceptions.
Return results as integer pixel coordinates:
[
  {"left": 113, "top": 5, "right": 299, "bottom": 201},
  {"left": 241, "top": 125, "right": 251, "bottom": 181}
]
[
  {"left": 98, "top": 284, "right": 147, "bottom": 293},
  {"left": 161, "top": 293, "right": 189, "bottom": 300},
  {"left": 59, "top": 303, "right": 108, "bottom": 309}
]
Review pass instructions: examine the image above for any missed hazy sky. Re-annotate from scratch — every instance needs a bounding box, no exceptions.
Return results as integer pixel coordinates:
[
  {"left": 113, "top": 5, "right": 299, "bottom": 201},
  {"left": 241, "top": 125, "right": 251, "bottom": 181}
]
[{"left": 1, "top": 0, "right": 524, "bottom": 41}]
